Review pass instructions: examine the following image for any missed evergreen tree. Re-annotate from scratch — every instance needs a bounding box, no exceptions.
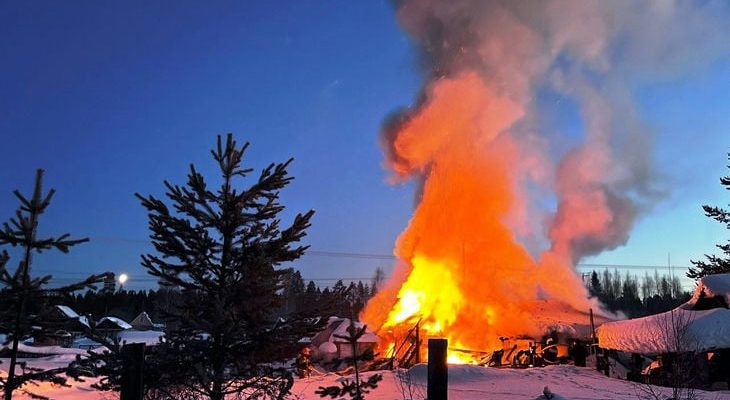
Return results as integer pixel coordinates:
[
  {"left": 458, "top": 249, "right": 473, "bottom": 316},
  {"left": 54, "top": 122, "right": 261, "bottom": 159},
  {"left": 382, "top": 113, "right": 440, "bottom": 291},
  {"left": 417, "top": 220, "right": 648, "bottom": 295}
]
[
  {"left": 588, "top": 270, "right": 602, "bottom": 297},
  {"left": 135, "top": 134, "right": 315, "bottom": 400},
  {"left": 283, "top": 270, "right": 306, "bottom": 314},
  {"left": 688, "top": 153, "right": 730, "bottom": 279},
  {"left": 370, "top": 267, "right": 385, "bottom": 296},
  {"left": 0, "top": 170, "right": 107, "bottom": 400}
]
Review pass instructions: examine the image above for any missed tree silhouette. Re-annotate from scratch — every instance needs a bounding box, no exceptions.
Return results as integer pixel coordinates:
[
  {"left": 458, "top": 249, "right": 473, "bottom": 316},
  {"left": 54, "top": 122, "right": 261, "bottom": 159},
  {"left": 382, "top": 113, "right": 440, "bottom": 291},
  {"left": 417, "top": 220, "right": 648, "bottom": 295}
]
[
  {"left": 135, "top": 134, "right": 315, "bottom": 400},
  {"left": 0, "top": 169, "right": 107, "bottom": 400},
  {"left": 688, "top": 153, "right": 730, "bottom": 279}
]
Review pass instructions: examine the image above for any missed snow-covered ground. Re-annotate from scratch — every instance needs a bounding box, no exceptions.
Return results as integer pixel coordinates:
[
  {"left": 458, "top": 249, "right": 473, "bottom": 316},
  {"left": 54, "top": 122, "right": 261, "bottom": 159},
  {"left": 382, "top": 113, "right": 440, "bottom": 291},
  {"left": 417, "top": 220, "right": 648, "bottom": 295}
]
[
  {"left": 292, "top": 364, "right": 730, "bottom": 400},
  {"left": 3, "top": 358, "right": 729, "bottom": 399}
]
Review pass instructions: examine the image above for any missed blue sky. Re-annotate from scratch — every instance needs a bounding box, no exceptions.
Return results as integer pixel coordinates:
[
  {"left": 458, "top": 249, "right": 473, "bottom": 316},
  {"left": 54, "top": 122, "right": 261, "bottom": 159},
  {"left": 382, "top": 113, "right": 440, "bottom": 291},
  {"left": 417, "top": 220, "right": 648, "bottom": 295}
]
[{"left": 1, "top": 1, "right": 728, "bottom": 290}]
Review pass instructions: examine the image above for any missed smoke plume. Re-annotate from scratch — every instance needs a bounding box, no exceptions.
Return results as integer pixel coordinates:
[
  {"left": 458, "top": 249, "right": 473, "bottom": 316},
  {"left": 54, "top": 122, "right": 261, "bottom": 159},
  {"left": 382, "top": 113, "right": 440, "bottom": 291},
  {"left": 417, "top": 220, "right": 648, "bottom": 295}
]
[{"left": 364, "top": 0, "right": 730, "bottom": 350}]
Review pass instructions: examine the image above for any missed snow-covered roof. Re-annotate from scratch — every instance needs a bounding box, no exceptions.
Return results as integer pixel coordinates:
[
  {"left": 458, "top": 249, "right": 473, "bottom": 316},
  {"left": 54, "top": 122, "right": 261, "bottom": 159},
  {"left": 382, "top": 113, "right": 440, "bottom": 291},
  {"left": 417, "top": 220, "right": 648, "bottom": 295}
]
[
  {"left": 98, "top": 317, "right": 132, "bottom": 330},
  {"left": 130, "top": 312, "right": 155, "bottom": 328},
  {"left": 55, "top": 305, "right": 79, "bottom": 319},
  {"left": 689, "top": 272, "right": 730, "bottom": 306},
  {"left": 329, "top": 318, "right": 378, "bottom": 344},
  {"left": 597, "top": 273, "right": 730, "bottom": 354},
  {"left": 78, "top": 315, "right": 90, "bottom": 328}
]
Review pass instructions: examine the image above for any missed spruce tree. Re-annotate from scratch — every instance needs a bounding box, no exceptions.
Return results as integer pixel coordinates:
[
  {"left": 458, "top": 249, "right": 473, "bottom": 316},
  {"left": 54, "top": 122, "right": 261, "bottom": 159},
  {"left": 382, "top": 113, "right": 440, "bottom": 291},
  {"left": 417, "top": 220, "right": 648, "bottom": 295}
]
[
  {"left": 135, "top": 134, "right": 315, "bottom": 400},
  {"left": 0, "top": 169, "right": 107, "bottom": 400},
  {"left": 688, "top": 153, "right": 730, "bottom": 279}
]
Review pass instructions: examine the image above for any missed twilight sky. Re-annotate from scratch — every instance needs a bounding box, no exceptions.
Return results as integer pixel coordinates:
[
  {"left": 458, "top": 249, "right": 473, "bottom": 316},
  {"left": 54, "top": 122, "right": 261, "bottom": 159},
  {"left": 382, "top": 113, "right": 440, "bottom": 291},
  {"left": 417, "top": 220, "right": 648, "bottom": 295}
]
[{"left": 1, "top": 1, "right": 729, "bottom": 290}]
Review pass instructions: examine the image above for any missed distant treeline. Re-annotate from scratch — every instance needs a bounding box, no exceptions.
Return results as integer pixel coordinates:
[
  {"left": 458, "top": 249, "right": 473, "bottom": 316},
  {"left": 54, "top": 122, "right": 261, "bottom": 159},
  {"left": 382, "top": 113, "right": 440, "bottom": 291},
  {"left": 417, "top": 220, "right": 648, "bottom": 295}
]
[
  {"left": 59, "top": 269, "right": 383, "bottom": 324},
  {"left": 586, "top": 269, "right": 691, "bottom": 318}
]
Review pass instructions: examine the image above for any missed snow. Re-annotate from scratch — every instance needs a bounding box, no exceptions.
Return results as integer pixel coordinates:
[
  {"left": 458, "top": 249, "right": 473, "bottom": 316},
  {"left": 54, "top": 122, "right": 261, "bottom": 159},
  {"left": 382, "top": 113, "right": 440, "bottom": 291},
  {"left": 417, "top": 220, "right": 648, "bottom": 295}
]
[
  {"left": 78, "top": 315, "right": 91, "bottom": 328},
  {"left": 329, "top": 317, "right": 378, "bottom": 343},
  {"left": 55, "top": 305, "right": 79, "bottom": 319},
  {"left": 597, "top": 273, "right": 730, "bottom": 354},
  {"left": 0, "top": 342, "right": 87, "bottom": 356},
  {"left": 289, "top": 364, "right": 729, "bottom": 400},
  {"left": 117, "top": 330, "right": 164, "bottom": 346},
  {"left": 597, "top": 307, "right": 730, "bottom": 354},
  {"left": 690, "top": 272, "right": 730, "bottom": 306},
  {"left": 2, "top": 361, "right": 729, "bottom": 399},
  {"left": 98, "top": 316, "right": 132, "bottom": 330},
  {"left": 318, "top": 342, "right": 337, "bottom": 354}
]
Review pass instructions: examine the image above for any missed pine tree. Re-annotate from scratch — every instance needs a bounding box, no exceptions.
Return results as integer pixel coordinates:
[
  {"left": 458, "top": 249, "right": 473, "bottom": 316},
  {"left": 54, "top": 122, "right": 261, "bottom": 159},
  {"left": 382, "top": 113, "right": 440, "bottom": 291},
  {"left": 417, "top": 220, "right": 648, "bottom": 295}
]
[
  {"left": 688, "top": 153, "right": 730, "bottom": 279},
  {"left": 135, "top": 134, "right": 316, "bottom": 400},
  {"left": 0, "top": 170, "right": 107, "bottom": 400},
  {"left": 589, "top": 270, "right": 602, "bottom": 297},
  {"left": 370, "top": 267, "right": 385, "bottom": 296}
]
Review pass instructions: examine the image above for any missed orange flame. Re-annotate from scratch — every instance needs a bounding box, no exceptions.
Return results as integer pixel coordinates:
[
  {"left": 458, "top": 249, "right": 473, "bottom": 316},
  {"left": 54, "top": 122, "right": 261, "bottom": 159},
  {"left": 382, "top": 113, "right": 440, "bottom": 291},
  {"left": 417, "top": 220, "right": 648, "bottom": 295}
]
[{"left": 362, "top": 72, "right": 599, "bottom": 360}]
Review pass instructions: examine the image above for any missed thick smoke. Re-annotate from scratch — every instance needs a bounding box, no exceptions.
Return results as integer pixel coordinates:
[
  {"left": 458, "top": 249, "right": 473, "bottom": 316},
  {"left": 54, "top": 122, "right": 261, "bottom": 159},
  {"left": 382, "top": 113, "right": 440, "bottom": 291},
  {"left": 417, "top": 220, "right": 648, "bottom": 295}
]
[
  {"left": 363, "top": 0, "right": 730, "bottom": 347},
  {"left": 387, "top": 0, "right": 729, "bottom": 263}
]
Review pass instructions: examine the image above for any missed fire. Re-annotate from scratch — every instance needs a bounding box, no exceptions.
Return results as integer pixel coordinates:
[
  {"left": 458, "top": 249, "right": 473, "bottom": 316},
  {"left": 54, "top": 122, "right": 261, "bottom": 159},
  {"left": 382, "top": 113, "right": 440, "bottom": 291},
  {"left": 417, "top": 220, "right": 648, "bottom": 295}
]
[
  {"left": 361, "top": 0, "right": 715, "bottom": 363},
  {"left": 363, "top": 72, "right": 596, "bottom": 359},
  {"left": 384, "top": 255, "right": 463, "bottom": 330}
]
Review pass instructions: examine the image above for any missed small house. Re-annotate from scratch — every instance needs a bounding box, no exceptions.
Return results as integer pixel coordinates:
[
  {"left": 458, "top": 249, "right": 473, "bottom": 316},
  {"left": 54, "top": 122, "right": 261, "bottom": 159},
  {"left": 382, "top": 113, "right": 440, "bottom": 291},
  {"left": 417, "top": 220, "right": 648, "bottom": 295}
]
[
  {"left": 32, "top": 305, "right": 90, "bottom": 347},
  {"left": 310, "top": 317, "right": 378, "bottom": 362},
  {"left": 130, "top": 312, "right": 164, "bottom": 331},
  {"left": 96, "top": 316, "right": 132, "bottom": 339},
  {"left": 596, "top": 273, "right": 730, "bottom": 389}
]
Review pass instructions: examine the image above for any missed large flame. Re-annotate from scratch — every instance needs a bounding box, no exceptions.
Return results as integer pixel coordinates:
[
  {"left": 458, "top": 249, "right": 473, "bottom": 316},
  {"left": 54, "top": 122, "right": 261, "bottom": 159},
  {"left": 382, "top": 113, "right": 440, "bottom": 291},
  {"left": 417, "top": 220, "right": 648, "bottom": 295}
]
[
  {"left": 363, "top": 72, "right": 595, "bottom": 355},
  {"left": 362, "top": 0, "right": 730, "bottom": 360}
]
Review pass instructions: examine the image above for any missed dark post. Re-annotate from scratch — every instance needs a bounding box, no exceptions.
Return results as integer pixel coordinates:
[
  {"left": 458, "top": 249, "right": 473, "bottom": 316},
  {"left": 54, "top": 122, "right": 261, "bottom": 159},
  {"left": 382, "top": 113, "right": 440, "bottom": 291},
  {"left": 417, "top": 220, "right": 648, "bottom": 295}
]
[
  {"left": 120, "top": 342, "right": 145, "bottom": 400},
  {"left": 415, "top": 320, "right": 421, "bottom": 364},
  {"left": 589, "top": 308, "right": 596, "bottom": 352},
  {"left": 428, "top": 338, "right": 448, "bottom": 400}
]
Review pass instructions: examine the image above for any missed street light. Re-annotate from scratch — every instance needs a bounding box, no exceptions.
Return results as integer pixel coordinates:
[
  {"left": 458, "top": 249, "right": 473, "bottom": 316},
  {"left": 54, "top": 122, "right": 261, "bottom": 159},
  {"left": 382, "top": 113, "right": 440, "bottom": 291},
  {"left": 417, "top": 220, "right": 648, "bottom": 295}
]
[{"left": 118, "top": 273, "right": 128, "bottom": 291}]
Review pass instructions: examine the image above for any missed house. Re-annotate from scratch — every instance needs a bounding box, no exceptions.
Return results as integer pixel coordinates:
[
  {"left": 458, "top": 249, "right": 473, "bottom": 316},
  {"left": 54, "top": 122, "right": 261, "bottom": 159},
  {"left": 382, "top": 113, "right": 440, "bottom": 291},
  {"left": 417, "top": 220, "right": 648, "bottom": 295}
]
[
  {"left": 310, "top": 317, "right": 378, "bottom": 362},
  {"left": 130, "top": 312, "right": 164, "bottom": 331},
  {"left": 96, "top": 316, "right": 132, "bottom": 339},
  {"left": 596, "top": 273, "right": 730, "bottom": 389},
  {"left": 32, "top": 305, "right": 90, "bottom": 347}
]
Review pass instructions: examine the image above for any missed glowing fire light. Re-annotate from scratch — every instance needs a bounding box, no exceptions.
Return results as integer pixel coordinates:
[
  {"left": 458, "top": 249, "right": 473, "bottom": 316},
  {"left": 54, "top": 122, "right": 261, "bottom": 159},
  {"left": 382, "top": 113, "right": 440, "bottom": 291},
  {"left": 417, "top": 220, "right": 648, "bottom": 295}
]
[
  {"left": 384, "top": 255, "right": 463, "bottom": 333},
  {"left": 360, "top": 0, "right": 702, "bottom": 363}
]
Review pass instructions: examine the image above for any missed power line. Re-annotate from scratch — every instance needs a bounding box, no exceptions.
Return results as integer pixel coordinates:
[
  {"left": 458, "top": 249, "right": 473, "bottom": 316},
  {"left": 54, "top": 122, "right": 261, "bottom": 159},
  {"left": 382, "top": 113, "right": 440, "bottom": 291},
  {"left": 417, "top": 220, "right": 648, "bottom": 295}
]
[{"left": 69, "top": 236, "right": 701, "bottom": 268}]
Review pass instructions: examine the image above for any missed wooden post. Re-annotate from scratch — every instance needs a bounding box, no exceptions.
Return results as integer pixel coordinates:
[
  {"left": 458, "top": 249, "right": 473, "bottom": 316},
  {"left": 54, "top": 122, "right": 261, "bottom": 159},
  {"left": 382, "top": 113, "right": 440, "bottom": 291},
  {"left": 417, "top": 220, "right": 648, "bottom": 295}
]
[
  {"left": 120, "top": 342, "right": 145, "bottom": 400},
  {"left": 428, "top": 338, "right": 448, "bottom": 400},
  {"left": 415, "top": 320, "right": 421, "bottom": 364},
  {"left": 589, "top": 308, "right": 596, "bottom": 352}
]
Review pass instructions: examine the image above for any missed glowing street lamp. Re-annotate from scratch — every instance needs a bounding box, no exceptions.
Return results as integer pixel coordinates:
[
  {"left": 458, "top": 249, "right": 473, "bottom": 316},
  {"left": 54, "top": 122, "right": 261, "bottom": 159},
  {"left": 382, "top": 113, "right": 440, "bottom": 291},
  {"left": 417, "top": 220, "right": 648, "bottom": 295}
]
[{"left": 118, "top": 273, "right": 128, "bottom": 291}]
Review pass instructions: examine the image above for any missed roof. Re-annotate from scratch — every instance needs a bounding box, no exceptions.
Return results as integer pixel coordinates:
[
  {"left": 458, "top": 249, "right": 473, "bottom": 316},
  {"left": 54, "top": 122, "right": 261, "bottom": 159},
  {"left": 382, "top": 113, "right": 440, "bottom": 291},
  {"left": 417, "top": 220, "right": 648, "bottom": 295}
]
[
  {"left": 97, "top": 317, "right": 132, "bottom": 330},
  {"left": 690, "top": 273, "right": 730, "bottom": 306},
  {"left": 130, "top": 312, "right": 154, "bottom": 328},
  {"left": 329, "top": 318, "right": 378, "bottom": 344},
  {"left": 597, "top": 273, "right": 730, "bottom": 354},
  {"left": 55, "top": 305, "right": 79, "bottom": 319}
]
